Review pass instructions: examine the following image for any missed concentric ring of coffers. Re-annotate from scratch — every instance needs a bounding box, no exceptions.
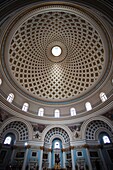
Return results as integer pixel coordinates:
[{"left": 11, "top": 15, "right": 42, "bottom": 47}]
[{"left": 2, "top": 4, "right": 108, "bottom": 103}]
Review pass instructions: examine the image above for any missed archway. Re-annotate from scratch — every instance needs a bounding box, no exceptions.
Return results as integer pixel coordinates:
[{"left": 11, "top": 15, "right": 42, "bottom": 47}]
[
  {"left": 51, "top": 138, "right": 63, "bottom": 169},
  {"left": 43, "top": 127, "right": 71, "bottom": 169}
]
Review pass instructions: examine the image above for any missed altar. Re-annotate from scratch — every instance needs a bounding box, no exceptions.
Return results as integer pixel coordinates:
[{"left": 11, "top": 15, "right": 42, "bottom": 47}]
[{"left": 54, "top": 163, "right": 60, "bottom": 169}]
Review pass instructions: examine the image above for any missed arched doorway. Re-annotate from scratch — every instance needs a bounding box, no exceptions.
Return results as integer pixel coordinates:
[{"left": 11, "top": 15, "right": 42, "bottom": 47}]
[
  {"left": 51, "top": 138, "right": 63, "bottom": 168},
  {"left": 43, "top": 127, "right": 71, "bottom": 169}
]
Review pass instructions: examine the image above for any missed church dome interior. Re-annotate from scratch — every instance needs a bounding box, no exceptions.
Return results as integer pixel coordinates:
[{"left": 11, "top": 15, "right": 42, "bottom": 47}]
[{"left": 0, "top": 0, "right": 113, "bottom": 169}]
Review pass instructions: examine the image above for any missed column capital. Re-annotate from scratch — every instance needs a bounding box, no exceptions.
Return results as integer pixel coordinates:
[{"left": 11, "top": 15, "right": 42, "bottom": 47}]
[
  {"left": 62, "top": 148, "right": 66, "bottom": 152},
  {"left": 26, "top": 144, "right": 31, "bottom": 149},
  {"left": 70, "top": 146, "right": 75, "bottom": 150},
  {"left": 40, "top": 146, "right": 44, "bottom": 150},
  {"left": 48, "top": 148, "right": 52, "bottom": 152},
  {"left": 83, "top": 144, "right": 89, "bottom": 149}
]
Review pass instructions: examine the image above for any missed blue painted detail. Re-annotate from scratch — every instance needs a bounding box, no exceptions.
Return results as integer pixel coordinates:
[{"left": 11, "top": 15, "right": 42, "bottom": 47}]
[{"left": 51, "top": 138, "right": 63, "bottom": 168}]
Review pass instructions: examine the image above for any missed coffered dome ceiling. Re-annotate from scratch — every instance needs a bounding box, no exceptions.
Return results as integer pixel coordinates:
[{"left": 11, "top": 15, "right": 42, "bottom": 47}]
[
  {"left": 0, "top": 0, "right": 113, "bottom": 123},
  {"left": 3, "top": 4, "right": 107, "bottom": 103}
]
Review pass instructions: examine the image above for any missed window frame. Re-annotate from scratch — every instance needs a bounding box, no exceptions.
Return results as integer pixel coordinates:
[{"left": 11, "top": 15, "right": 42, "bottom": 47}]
[
  {"left": 54, "top": 109, "right": 60, "bottom": 118},
  {"left": 22, "top": 102, "right": 29, "bottom": 112},
  {"left": 100, "top": 92, "right": 107, "bottom": 102},
  {"left": 38, "top": 108, "right": 44, "bottom": 116},
  {"left": 7, "top": 93, "right": 14, "bottom": 103},
  {"left": 85, "top": 102, "right": 92, "bottom": 111},
  {"left": 70, "top": 107, "right": 76, "bottom": 116},
  {"left": 4, "top": 136, "right": 12, "bottom": 145}
]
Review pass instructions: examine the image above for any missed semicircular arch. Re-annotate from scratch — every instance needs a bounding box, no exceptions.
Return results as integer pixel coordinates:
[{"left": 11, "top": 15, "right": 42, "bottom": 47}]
[
  {"left": 0, "top": 117, "right": 33, "bottom": 140},
  {"left": 81, "top": 116, "right": 113, "bottom": 140},
  {"left": 42, "top": 125, "right": 73, "bottom": 144}
]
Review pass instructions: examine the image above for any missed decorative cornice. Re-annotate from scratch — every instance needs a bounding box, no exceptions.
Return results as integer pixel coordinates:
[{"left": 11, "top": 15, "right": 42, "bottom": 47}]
[{"left": 11, "top": 144, "right": 31, "bottom": 149}]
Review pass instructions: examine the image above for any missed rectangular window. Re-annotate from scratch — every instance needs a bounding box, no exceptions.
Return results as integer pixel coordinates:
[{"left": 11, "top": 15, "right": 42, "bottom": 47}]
[
  {"left": 90, "top": 151, "right": 99, "bottom": 158},
  {"left": 16, "top": 151, "right": 25, "bottom": 158},
  {"left": 32, "top": 152, "right": 37, "bottom": 157},
  {"left": 77, "top": 151, "right": 83, "bottom": 157}
]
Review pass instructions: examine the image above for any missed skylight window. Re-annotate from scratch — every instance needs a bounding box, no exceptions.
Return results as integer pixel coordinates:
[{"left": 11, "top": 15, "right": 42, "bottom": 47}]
[{"left": 52, "top": 46, "right": 62, "bottom": 57}]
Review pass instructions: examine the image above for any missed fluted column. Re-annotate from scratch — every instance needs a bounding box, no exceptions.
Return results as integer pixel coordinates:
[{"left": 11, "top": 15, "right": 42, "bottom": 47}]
[
  {"left": 62, "top": 148, "right": 66, "bottom": 168},
  {"left": 85, "top": 148, "right": 92, "bottom": 170},
  {"left": 22, "top": 145, "right": 30, "bottom": 170},
  {"left": 99, "top": 148, "right": 107, "bottom": 170},
  {"left": 48, "top": 148, "right": 52, "bottom": 168},
  {"left": 71, "top": 146, "right": 75, "bottom": 170},
  {"left": 39, "top": 146, "right": 44, "bottom": 170},
  {"left": 10, "top": 148, "right": 15, "bottom": 163}
]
